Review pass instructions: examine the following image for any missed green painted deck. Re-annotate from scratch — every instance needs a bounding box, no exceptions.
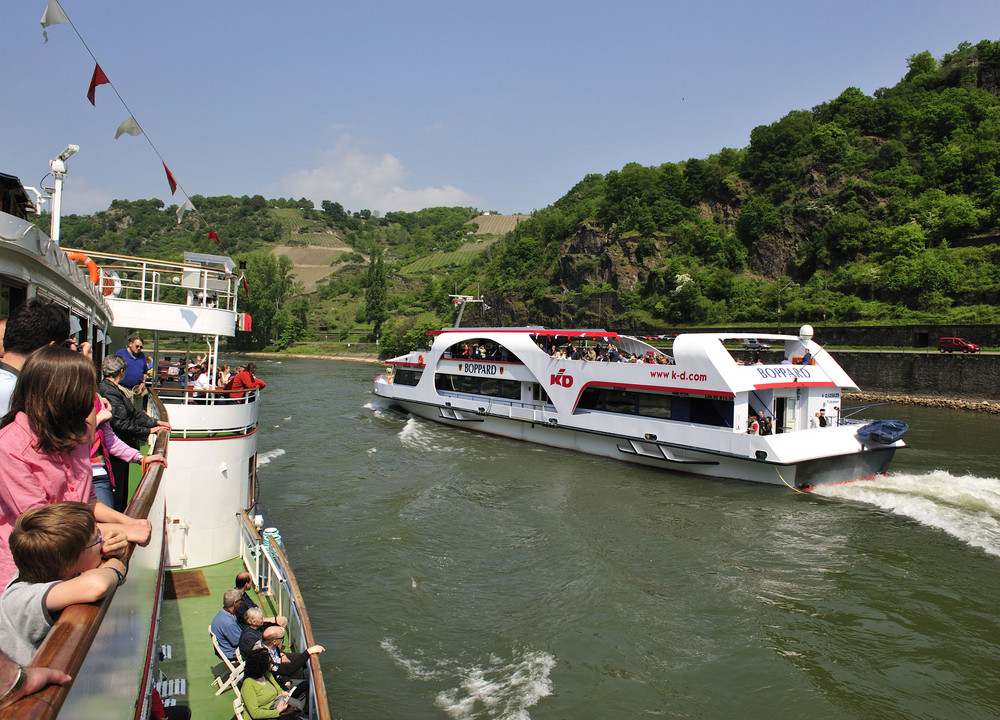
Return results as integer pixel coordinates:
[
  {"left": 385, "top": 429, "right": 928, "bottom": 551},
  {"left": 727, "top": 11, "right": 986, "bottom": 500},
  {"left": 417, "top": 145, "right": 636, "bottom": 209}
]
[{"left": 158, "top": 559, "right": 280, "bottom": 719}]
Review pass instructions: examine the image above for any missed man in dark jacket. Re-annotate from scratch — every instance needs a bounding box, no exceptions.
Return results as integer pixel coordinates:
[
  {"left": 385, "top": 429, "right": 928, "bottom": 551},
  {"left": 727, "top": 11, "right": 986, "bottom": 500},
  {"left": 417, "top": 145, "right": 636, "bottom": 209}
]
[
  {"left": 261, "top": 626, "right": 324, "bottom": 701},
  {"left": 98, "top": 354, "right": 170, "bottom": 510}
]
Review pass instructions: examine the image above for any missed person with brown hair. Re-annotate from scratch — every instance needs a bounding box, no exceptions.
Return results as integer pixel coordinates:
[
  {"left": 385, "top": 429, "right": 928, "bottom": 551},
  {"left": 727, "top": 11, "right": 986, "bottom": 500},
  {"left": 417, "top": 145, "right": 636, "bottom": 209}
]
[
  {"left": 0, "top": 346, "right": 151, "bottom": 592},
  {"left": 0, "top": 502, "right": 127, "bottom": 664}
]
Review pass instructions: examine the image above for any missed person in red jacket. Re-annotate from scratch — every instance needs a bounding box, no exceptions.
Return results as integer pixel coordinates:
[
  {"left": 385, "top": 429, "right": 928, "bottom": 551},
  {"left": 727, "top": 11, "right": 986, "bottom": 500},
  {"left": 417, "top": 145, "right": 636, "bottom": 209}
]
[{"left": 226, "top": 362, "right": 266, "bottom": 400}]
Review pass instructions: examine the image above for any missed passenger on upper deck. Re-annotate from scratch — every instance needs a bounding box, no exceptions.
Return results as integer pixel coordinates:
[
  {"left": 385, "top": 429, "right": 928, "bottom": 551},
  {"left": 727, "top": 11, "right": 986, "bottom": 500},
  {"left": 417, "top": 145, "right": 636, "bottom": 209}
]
[
  {"left": 800, "top": 350, "right": 813, "bottom": 365},
  {"left": 98, "top": 355, "right": 171, "bottom": 511},
  {"left": 114, "top": 333, "right": 148, "bottom": 397},
  {"left": 0, "top": 299, "right": 70, "bottom": 416},
  {"left": 227, "top": 362, "right": 266, "bottom": 399},
  {"left": 0, "top": 502, "right": 128, "bottom": 665},
  {"left": 0, "top": 347, "right": 151, "bottom": 593}
]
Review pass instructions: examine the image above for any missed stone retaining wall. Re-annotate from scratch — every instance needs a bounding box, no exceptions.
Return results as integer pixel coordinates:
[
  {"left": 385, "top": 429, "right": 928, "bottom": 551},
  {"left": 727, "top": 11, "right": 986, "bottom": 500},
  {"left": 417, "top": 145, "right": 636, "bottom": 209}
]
[{"left": 835, "top": 351, "right": 998, "bottom": 400}]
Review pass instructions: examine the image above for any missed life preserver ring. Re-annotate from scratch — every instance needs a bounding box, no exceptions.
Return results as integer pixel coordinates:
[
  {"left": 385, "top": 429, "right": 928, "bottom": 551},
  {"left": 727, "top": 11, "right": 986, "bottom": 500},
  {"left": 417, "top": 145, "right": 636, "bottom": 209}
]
[
  {"left": 65, "top": 251, "right": 100, "bottom": 285},
  {"left": 418, "top": 354, "right": 425, "bottom": 365},
  {"left": 99, "top": 268, "right": 122, "bottom": 297}
]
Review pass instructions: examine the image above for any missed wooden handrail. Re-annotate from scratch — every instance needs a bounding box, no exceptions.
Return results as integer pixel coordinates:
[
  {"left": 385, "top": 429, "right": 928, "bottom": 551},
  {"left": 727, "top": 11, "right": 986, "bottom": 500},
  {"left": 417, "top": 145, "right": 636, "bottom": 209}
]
[
  {"left": 238, "top": 511, "right": 331, "bottom": 720},
  {"left": 0, "top": 394, "right": 170, "bottom": 720}
]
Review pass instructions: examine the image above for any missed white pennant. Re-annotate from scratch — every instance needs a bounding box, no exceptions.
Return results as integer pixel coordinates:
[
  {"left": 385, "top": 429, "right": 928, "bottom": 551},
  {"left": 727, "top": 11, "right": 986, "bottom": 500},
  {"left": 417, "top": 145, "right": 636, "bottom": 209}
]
[
  {"left": 176, "top": 199, "right": 196, "bottom": 224},
  {"left": 114, "top": 116, "right": 143, "bottom": 139},
  {"left": 40, "top": 0, "right": 69, "bottom": 43}
]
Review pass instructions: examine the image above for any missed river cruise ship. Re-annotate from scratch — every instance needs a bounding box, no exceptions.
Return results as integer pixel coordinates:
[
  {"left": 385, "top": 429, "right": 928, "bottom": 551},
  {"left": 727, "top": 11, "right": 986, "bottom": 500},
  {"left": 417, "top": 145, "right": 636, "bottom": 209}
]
[
  {"left": 374, "top": 324, "right": 907, "bottom": 490},
  {"left": 0, "top": 169, "right": 329, "bottom": 719}
]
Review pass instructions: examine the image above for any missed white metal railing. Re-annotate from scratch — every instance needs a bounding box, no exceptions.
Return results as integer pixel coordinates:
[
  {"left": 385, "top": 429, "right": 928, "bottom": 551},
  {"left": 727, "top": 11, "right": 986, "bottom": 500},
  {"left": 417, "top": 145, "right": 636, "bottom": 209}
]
[
  {"left": 61, "top": 249, "right": 239, "bottom": 312},
  {"left": 236, "top": 513, "right": 329, "bottom": 720}
]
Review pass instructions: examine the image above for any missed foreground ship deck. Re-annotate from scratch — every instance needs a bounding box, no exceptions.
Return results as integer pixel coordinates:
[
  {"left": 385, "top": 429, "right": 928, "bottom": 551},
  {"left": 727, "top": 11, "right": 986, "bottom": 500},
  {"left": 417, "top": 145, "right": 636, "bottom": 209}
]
[
  {"left": 1, "top": 172, "right": 330, "bottom": 718},
  {"left": 374, "top": 325, "right": 907, "bottom": 490}
]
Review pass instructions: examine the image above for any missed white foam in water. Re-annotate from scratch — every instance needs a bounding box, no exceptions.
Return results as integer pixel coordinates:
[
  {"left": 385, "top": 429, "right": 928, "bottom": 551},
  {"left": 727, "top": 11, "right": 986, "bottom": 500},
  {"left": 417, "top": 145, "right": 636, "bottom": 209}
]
[
  {"left": 436, "top": 651, "right": 556, "bottom": 720},
  {"left": 257, "top": 448, "right": 286, "bottom": 466},
  {"left": 380, "top": 639, "right": 556, "bottom": 719},
  {"left": 366, "top": 397, "right": 400, "bottom": 420},
  {"left": 398, "top": 417, "right": 466, "bottom": 454},
  {"left": 814, "top": 470, "right": 1000, "bottom": 556}
]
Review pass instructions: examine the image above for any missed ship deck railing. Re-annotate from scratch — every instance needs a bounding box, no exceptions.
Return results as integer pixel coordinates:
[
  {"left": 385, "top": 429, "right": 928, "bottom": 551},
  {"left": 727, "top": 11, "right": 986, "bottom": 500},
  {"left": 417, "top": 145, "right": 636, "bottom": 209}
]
[
  {"left": 0, "top": 392, "right": 172, "bottom": 720},
  {"left": 62, "top": 248, "right": 239, "bottom": 313},
  {"left": 237, "top": 511, "right": 331, "bottom": 719},
  {"left": 155, "top": 387, "right": 260, "bottom": 439}
]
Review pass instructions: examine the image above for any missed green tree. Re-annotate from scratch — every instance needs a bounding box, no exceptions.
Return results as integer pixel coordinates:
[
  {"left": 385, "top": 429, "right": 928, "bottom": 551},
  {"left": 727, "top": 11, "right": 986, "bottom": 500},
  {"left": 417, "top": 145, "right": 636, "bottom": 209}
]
[
  {"left": 364, "top": 249, "right": 388, "bottom": 340},
  {"left": 233, "top": 252, "right": 295, "bottom": 350}
]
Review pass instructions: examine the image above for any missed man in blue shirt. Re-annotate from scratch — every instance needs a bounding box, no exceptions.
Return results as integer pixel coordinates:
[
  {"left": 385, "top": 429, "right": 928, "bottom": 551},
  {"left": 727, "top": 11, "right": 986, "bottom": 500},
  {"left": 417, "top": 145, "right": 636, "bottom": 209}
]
[
  {"left": 210, "top": 590, "right": 243, "bottom": 662},
  {"left": 115, "top": 333, "right": 148, "bottom": 391}
]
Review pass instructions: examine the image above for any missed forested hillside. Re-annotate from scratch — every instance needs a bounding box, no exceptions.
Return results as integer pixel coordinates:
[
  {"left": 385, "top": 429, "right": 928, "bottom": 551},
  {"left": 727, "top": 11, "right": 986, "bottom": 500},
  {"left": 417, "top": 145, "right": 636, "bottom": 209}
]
[{"left": 52, "top": 40, "right": 1000, "bottom": 354}]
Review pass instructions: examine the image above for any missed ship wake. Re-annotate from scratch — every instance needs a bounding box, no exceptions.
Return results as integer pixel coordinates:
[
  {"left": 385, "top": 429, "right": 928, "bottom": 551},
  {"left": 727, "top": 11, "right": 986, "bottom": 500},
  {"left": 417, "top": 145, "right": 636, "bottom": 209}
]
[
  {"left": 813, "top": 470, "right": 1000, "bottom": 557},
  {"left": 381, "top": 638, "right": 555, "bottom": 719}
]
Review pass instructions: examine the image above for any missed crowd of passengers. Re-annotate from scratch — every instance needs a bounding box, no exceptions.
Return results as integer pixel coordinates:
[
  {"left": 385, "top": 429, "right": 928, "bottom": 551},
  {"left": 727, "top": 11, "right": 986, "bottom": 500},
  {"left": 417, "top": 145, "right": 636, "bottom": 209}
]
[
  {"left": 0, "top": 298, "right": 270, "bottom": 716},
  {"left": 445, "top": 338, "right": 675, "bottom": 365}
]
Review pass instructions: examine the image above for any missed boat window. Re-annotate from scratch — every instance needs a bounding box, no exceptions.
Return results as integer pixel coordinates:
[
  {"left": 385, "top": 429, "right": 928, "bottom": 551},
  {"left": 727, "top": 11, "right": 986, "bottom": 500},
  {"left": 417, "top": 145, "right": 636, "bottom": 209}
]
[
  {"left": 605, "top": 390, "right": 637, "bottom": 415},
  {"left": 435, "top": 374, "right": 458, "bottom": 392},
  {"left": 433, "top": 373, "right": 523, "bottom": 401},
  {"left": 573, "top": 387, "right": 733, "bottom": 429},
  {"left": 499, "top": 379, "right": 521, "bottom": 399},
  {"left": 638, "top": 394, "right": 672, "bottom": 419},
  {"left": 395, "top": 369, "right": 423, "bottom": 387},
  {"left": 479, "top": 378, "right": 499, "bottom": 396},
  {"left": 530, "top": 383, "right": 553, "bottom": 405}
]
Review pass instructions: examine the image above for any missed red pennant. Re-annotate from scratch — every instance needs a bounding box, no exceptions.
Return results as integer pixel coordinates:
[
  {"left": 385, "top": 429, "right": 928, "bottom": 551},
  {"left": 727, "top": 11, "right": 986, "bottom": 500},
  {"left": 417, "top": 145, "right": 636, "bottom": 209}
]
[
  {"left": 208, "top": 230, "right": 219, "bottom": 243},
  {"left": 87, "top": 63, "right": 110, "bottom": 106},
  {"left": 163, "top": 162, "right": 177, "bottom": 195},
  {"left": 241, "top": 276, "right": 250, "bottom": 298}
]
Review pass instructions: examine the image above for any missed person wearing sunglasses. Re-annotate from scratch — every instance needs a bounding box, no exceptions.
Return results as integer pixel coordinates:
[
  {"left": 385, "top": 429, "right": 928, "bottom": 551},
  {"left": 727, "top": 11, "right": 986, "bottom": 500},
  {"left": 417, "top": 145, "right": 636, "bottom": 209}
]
[{"left": 114, "top": 333, "right": 148, "bottom": 397}]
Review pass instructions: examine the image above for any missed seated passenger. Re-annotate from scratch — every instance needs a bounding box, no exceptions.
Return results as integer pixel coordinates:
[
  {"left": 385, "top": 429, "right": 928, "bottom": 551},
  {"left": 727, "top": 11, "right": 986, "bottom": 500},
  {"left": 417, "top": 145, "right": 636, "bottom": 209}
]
[
  {"left": 239, "top": 607, "right": 266, "bottom": 658},
  {"left": 262, "top": 625, "right": 324, "bottom": 702},
  {"left": 0, "top": 502, "right": 128, "bottom": 665},
  {"left": 210, "top": 589, "right": 244, "bottom": 662},
  {"left": 240, "top": 648, "right": 296, "bottom": 718},
  {"left": 235, "top": 571, "right": 287, "bottom": 628},
  {"left": 800, "top": 350, "right": 812, "bottom": 365}
]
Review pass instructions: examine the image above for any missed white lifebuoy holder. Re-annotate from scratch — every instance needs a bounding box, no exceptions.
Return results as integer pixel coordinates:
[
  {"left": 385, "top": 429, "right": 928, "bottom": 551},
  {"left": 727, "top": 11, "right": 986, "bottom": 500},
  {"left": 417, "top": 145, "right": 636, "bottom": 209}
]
[{"left": 99, "top": 268, "right": 122, "bottom": 297}]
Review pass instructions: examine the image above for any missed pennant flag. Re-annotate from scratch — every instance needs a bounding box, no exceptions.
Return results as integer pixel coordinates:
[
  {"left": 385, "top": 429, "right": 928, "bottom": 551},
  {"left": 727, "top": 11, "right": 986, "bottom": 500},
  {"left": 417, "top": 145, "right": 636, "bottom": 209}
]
[
  {"left": 40, "top": 0, "right": 69, "bottom": 43},
  {"left": 162, "top": 162, "right": 177, "bottom": 195},
  {"left": 483, "top": 304, "right": 491, "bottom": 311},
  {"left": 208, "top": 230, "right": 220, "bottom": 243},
  {"left": 240, "top": 276, "right": 250, "bottom": 298},
  {"left": 176, "top": 199, "right": 195, "bottom": 223},
  {"left": 87, "top": 63, "right": 110, "bottom": 105},
  {"left": 114, "top": 116, "right": 142, "bottom": 139}
]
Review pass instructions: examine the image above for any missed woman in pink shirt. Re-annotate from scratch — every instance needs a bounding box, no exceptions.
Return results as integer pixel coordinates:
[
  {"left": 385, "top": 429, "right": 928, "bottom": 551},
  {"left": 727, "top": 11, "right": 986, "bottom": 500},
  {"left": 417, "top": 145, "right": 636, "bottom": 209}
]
[{"left": 0, "top": 346, "right": 151, "bottom": 592}]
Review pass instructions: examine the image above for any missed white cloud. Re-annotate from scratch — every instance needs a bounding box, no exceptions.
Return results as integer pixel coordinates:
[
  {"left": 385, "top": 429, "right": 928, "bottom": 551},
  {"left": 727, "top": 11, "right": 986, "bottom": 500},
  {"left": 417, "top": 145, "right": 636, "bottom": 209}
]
[{"left": 280, "top": 135, "right": 480, "bottom": 213}]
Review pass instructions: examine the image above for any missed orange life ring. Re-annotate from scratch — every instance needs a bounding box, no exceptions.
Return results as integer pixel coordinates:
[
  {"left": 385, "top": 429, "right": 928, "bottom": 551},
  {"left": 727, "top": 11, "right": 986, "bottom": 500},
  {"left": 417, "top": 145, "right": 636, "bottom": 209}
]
[
  {"left": 65, "top": 251, "right": 99, "bottom": 285},
  {"left": 418, "top": 354, "right": 425, "bottom": 365}
]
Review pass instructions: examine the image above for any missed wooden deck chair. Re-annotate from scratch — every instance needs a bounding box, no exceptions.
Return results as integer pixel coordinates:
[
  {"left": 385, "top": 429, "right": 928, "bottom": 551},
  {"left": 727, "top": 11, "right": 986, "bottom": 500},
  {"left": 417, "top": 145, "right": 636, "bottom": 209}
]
[
  {"left": 233, "top": 693, "right": 247, "bottom": 720},
  {"left": 209, "top": 625, "right": 244, "bottom": 695}
]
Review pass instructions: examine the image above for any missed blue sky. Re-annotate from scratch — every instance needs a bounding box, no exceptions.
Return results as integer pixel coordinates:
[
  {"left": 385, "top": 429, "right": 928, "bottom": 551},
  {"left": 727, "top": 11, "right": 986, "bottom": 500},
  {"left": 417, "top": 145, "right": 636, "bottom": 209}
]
[{"left": 5, "top": 1, "right": 1000, "bottom": 216}]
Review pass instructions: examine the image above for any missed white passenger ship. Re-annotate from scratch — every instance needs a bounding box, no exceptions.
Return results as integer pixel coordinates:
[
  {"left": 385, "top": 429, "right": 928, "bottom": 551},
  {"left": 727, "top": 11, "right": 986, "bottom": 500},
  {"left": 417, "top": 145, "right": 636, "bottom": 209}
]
[{"left": 374, "top": 322, "right": 907, "bottom": 490}]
